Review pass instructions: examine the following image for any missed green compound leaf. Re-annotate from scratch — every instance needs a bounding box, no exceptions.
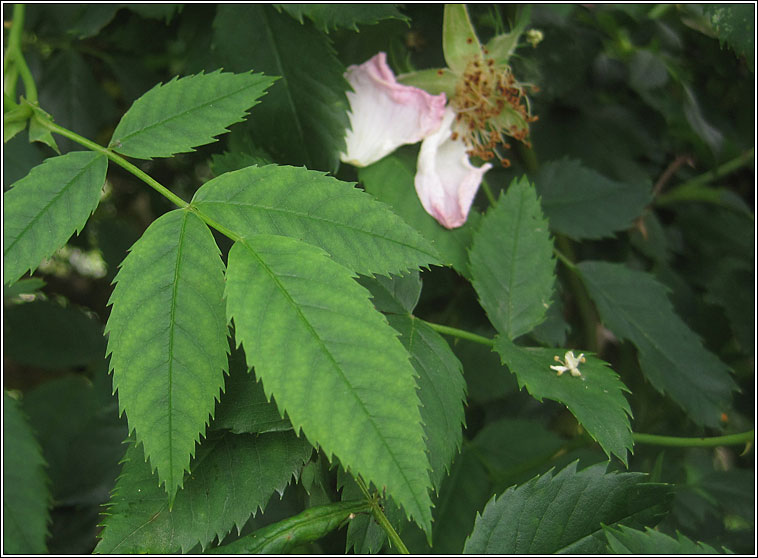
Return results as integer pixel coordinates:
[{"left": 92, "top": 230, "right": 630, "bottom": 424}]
[
  {"left": 3, "top": 392, "right": 50, "bottom": 554},
  {"left": 109, "top": 70, "right": 276, "bottom": 159},
  {"left": 105, "top": 209, "right": 229, "bottom": 501},
  {"left": 95, "top": 432, "right": 312, "bottom": 554},
  {"left": 3, "top": 151, "right": 107, "bottom": 286},
  {"left": 387, "top": 315, "right": 466, "bottom": 492},
  {"left": 213, "top": 5, "right": 349, "bottom": 172},
  {"left": 275, "top": 3, "right": 408, "bottom": 32},
  {"left": 463, "top": 462, "right": 671, "bottom": 554},
  {"left": 604, "top": 524, "right": 730, "bottom": 554},
  {"left": 359, "top": 152, "right": 480, "bottom": 277},
  {"left": 577, "top": 261, "right": 737, "bottom": 428},
  {"left": 225, "top": 236, "right": 433, "bottom": 533},
  {"left": 494, "top": 337, "right": 633, "bottom": 464},
  {"left": 192, "top": 164, "right": 440, "bottom": 277},
  {"left": 469, "top": 177, "right": 556, "bottom": 340},
  {"left": 534, "top": 158, "right": 652, "bottom": 240},
  {"left": 209, "top": 500, "right": 371, "bottom": 554}
]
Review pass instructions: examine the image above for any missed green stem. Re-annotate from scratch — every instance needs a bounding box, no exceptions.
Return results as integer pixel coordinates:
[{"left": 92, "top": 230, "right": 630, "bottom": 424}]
[
  {"left": 355, "top": 478, "right": 409, "bottom": 554},
  {"left": 35, "top": 116, "right": 189, "bottom": 210},
  {"left": 633, "top": 430, "right": 754, "bottom": 448},
  {"left": 656, "top": 148, "right": 755, "bottom": 206},
  {"left": 422, "top": 320, "right": 494, "bottom": 347},
  {"left": 6, "top": 4, "right": 38, "bottom": 103}
]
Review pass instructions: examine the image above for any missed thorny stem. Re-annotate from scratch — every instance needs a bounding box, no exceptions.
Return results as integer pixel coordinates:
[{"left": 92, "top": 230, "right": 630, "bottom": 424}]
[{"left": 356, "top": 477, "right": 409, "bottom": 554}]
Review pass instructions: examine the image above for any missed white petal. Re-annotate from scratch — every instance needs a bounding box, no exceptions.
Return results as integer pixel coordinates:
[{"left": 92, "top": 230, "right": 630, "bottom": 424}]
[
  {"left": 340, "top": 52, "right": 446, "bottom": 167},
  {"left": 414, "top": 108, "right": 492, "bottom": 229}
]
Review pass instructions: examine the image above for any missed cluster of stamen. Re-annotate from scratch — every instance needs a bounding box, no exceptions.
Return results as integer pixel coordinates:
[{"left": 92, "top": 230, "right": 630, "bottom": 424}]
[{"left": 449, "top": 48, "right": 538, "bottom": 167}]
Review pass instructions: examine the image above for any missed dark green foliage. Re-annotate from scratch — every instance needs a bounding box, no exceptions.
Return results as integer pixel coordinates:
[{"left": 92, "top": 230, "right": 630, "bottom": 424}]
[
  {"left": 212, "top": 5, "right": 349, "bottom": 172},
  {"left": 604, "top": 525, "right": 730, "bottom": 554},
  {"left": 276, "top": 3, "right": 408, "bottom": 32},
  {"left": 3, "top": 392, "right": 50, "bottom": 554},
  {"left": 463, "top": 462, "right": 672, "bottom": 554}
]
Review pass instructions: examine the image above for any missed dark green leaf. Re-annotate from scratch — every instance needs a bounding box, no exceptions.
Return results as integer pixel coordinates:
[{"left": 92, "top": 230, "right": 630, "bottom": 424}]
[
  {"left": 387, "top": 315, "right": 466, "bottom": 491},
  {"left": 3, "top": 277, "right": 45, "bottom": 301},
  {"left": 276, "top": 3, "right": 408, "bottom": 32},
  {"left": 28, "top": 113, "right": 60, "bottom": 153},
  {"left": 469, "top": 177, "right": 556, "bottom": 339},
  {"left": 3, "top": 392, "right": 50, "bottom": 554},
  {"left": 212, "top": 5, "right": 349, "bottom": 172},
  {"left": 359, "top": 152, "right": 481, "bottom": 277},
  {"left": 604, "top": 525, "right": 729, "bottom": 554},
  {"left": 3, "top": 151, "right": 107, "bottom": 286},
  {"left": 95, "top": 432, "right": 312, "bottom": 553},
  {"left": 494, "top": 337, "right": 633, "bottom": 463},
  {"left": 192, "top": 164, "right": 440, "bottom": 276},
  {"left": 225, "top": 236, "right": 433, "bottom": 532},
  {"left": 577, "top": 261, "right": 737, "bottom": 427},
  {"left": 704, "top": 4, "right": 754, "bottom": 71},
  {"left": 109, "top": 71, "right": 276, "bottom": 159},
  {"left": 105, "top": 209, "right": 229, "bottom": 500},
  {"left": 463, "top": 462, "right": 671, "bottom": 554},
  {"left": 534, "top": 158, "right": 652, "bottom": 240},
  {"left": 38, "top": 50, "right": 117, "bottom": 151},
  {"left": 4, "top": 299, "right": 104, "bottom": 369},
  {"left": 22, "top": 374, "right": 126, "bottom": 505},
  {"left": 209, "top": 500, "right": 371, "bottom": 554},
  {"left": 209, "top": 151, "right": 271, "bottom": 176},
  {"left": 210, "top": 346, "right": 292, "bottom": 435},
  {"left": 358, "top": 271, "right": 422, "bottom": 315}
]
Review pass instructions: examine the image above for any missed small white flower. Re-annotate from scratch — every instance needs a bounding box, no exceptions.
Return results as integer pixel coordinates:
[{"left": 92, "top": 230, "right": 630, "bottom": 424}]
[
  {"left": 414, "top": 107, "right": 492, "bottom": 229},
  {"left": 550, "top": 350, "right": 586, "bottom": 377},
  {"left": 340, "top": 52, "right": 447, "bottom": 167}
]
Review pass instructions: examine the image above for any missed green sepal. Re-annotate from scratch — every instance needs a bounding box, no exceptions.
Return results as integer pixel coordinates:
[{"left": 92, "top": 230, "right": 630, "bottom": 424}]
[
  {"left": 443, "top": 4, "right": 483, "bottom": 74},
  {"left": 397, "top": 68, "right": 459, "bottom": 96},
  {"left": 28, "top": 110, "right": 60, "bottom": 153},
  {"left": 4, "top": 103, "right": 32, "bottom": 142}
]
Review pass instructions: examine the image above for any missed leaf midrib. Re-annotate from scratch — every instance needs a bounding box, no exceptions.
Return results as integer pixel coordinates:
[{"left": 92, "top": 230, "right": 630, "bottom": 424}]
[
  {"left": 196, "top": 198, "right": 439, "bottom": 262},
  {"left": 237, "top": 239, "right": 428, "bottom": 524},
  {"left": 4, "top": 153, "right": 102, "bottom": 258},
  {"left": 113, "top": 76, "right": 262, "bottom": 149}
]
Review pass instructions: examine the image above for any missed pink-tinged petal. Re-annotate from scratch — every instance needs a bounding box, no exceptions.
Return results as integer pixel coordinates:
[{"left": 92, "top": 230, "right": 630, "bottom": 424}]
[
  {"left": 415, "top": 108, "right": 492, "bottom": 229},
  {"left": 341, "top": 52, "right": 447, "bottom": 167}
]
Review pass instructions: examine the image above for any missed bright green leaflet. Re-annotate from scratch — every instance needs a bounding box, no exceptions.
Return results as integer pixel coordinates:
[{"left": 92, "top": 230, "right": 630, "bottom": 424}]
[
  {"left": 95, "top": 432, "right": 312, "bottom": 553},
  {"left": 105, "top": 209, "right": 229, "bottom": 501},
  {"left": 359, "top": 153, "right": 481, "bottom": 277},
  {"left": 534, "top": 158, "right": 652, "bottom": 240},
  {"left": 495, "top": 337, "right": 633, "bottom": 464},
  {"left": 275, "top": 3, "right": 408, "bottom": 32},
  {"left": 191, "top": 164, "right": 440, "bottom": 277},
  {"left": 3, "top": 392, "right": 50, "bottom": 554},
  {"left": 463, "top": 462, "right": 671, "bottom": 554},
  {"left": 224, "top": 236, "right": 433, "bottom": 533},
  {"left": 469, "top": 177, "right": 556, "bottom": 340},
  {"left": 387, "top": 315, "right": 466, "bottom": 492},
  {"left": 3, "top": 150, "right": 107, "bottom": 286},
  {"left": 577, "top": 260, "right": 737, "bottom": 427},
  {"left": 212, "top": 5, "right": 349, "bottom": 172},
  {"left": 209, "top": 500, "right": 372, "bottom": 554},
  {"left": 604, "top": 525, "right": 730, "bottom": 554},
  {"left": 109, "top": 70, "right": 276, "bottom": 159}
]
